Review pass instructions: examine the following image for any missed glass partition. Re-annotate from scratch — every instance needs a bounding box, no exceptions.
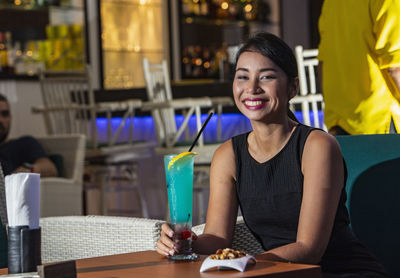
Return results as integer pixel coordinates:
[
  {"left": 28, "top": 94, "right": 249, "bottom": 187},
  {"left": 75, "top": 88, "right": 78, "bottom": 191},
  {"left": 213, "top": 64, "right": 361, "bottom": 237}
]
[{"left": 100, "top": 0, "right": 169, "bottom": 89}]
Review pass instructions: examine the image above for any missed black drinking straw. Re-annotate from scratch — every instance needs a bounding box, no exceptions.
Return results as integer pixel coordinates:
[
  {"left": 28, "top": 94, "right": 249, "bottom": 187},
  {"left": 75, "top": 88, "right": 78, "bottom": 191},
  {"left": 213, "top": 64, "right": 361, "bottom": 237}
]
[{"left": 188, "top": 111, "right": 214, "bottom": 152}]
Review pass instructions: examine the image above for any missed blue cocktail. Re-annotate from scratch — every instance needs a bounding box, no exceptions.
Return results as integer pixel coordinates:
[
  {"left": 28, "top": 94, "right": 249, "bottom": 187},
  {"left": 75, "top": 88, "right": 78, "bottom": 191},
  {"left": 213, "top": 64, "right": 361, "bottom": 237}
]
[{"left": 164, "top": 153, "right": 197, "bottom": 260}]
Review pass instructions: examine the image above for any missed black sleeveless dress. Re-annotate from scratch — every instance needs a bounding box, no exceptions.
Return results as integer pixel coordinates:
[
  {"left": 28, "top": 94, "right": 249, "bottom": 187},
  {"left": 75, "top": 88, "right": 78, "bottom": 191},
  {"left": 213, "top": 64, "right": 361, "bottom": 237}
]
[{"left": 231, "top": 124, "right": 386, "bottom": 275}]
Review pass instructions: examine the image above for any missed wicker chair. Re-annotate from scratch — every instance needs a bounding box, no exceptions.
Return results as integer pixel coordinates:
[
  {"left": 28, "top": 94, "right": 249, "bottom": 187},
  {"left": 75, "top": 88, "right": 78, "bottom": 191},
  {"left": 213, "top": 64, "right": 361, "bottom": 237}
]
[
  {"left": 36, "top": 134, "right": 86, "bottom": 217},
  {"left": 40, "top": 216, "right": 163, "bottom": 263},
  {"left": 192, "top": 216, "right": 265, "bottom": 255},
  {"left": 39, "top": 215, "right": 264, "bottom": 264}
]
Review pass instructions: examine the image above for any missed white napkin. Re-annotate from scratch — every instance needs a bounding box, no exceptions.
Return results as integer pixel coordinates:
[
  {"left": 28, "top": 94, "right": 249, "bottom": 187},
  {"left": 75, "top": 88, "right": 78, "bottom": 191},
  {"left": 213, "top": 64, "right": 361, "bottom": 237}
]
[
  {"left": 200, "top": 255, "right": 257, "bottom": 272},
  {"left": 5, "top": 173, "right": 40, "bottom": 229}
]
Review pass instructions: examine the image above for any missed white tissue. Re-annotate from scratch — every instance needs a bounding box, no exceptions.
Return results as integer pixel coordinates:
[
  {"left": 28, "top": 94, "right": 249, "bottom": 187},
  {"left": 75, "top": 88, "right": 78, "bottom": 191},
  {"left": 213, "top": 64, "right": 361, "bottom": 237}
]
[
  {"left": 5, "top": 173, "right": 40, "bottom": 229},
  {"left": 200, "top": 255, "right": 257, "bottom": 272}
]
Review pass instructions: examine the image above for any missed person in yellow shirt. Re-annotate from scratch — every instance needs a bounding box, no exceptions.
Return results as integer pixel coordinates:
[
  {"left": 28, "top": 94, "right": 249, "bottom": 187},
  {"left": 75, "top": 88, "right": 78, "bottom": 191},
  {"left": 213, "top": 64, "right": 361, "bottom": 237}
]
[{"left": 318, "top": 0, "right": 400, "bottom": 135}]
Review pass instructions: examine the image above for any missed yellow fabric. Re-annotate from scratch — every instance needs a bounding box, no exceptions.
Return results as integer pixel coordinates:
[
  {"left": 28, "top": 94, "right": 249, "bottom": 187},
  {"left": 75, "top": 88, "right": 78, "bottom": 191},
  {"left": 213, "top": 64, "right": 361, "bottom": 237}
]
[{"left": 318, "top": 0, "right": 400, "bottom": 134}]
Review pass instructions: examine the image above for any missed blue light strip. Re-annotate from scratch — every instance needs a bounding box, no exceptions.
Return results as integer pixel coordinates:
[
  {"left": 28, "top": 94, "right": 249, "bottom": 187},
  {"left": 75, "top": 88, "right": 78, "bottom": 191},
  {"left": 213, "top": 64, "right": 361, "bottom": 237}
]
[{"left": 94, "top": 112, "right": 324, "bottom": 144}]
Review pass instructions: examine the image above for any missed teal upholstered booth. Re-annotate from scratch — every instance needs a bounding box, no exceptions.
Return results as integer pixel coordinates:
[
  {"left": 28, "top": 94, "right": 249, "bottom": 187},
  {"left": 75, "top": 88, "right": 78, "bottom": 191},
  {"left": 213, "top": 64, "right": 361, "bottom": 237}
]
[{"left": 336, "top": 134, "right": 400, "bottom": 278}]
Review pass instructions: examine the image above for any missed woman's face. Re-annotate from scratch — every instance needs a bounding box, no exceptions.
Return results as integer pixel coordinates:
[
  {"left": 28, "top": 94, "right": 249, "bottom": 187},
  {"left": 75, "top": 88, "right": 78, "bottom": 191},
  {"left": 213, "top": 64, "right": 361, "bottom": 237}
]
[{"left": 233, "top": 50, "right": 297, "bottom": 122}]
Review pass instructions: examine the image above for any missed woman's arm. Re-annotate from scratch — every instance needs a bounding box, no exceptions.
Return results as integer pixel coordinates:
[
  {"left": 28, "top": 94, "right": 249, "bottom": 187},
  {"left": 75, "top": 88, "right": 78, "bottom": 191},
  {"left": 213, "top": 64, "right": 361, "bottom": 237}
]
[
  {"left": 193, "top": 140, "right": 239, "bottom": 254},
  {"left": 157, "top": 140, "right": 238, "bottom": 256},
  {"left": 258, "top": 130, "right": 344, "bottom": 264}
]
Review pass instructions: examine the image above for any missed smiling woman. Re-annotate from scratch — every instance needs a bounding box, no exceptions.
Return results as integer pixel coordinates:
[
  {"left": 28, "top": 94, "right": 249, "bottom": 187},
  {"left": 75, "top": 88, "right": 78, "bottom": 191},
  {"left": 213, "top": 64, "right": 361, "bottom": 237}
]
[
  {"left": 232, "top": 32, "right": 298, "bottom": 125},
  {"left": 233, "top": 51, "right": 296, "bottom": 123},
  {"left": 156, "top": 32, "right": 388, "bottom": 278}
]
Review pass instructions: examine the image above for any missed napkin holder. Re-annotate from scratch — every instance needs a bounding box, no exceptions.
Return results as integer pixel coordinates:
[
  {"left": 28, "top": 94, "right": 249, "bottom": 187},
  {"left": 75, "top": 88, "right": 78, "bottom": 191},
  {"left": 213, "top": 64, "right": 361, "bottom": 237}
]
[{"left": 8, "top": 226, "right": 41, "bottom": 274}]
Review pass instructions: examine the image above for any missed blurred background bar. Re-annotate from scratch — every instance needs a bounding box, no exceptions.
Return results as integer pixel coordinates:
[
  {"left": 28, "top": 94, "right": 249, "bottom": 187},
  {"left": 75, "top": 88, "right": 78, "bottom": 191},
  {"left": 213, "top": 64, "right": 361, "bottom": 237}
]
[
  {"left": 0, "top": 0, "right": 325, "bottom": 221},
  {"left": 0, "top": 0, "right": 324, "bottom": 88}
]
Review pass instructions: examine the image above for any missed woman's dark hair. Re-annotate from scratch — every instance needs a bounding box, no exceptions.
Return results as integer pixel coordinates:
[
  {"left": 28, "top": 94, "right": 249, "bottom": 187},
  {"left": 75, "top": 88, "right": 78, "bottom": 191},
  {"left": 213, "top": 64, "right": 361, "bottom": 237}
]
[{"left": 235, "top": 32, "right": 298, "bottom": 83}]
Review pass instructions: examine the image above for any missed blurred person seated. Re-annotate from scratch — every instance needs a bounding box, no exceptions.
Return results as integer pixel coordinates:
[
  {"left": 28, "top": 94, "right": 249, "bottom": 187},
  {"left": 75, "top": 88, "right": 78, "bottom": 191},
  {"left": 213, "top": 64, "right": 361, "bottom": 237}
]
[{"left": 0, "top": 94, "right": 57, "bottom": 177}]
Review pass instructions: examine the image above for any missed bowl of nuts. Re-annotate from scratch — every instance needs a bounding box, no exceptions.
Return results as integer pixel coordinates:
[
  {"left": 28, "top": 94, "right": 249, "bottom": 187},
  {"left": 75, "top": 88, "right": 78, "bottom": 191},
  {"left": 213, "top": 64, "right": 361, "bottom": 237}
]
[{"left": 199, "top": 248, "right": 256, "bottom": 273}]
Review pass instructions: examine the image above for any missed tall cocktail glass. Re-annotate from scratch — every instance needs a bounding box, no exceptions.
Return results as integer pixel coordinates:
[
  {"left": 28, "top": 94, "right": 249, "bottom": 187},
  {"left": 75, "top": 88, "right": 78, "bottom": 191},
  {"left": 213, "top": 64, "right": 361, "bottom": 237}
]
[{"left": 164, "top": 154, "right": 197, "bottom": 260}]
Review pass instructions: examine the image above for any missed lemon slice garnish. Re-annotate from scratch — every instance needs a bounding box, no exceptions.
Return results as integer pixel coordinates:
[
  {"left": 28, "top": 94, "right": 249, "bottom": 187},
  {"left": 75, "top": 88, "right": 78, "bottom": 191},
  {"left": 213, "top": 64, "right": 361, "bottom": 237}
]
[{"left": 168, "top": 152, "right": 197, "bottom": 170}]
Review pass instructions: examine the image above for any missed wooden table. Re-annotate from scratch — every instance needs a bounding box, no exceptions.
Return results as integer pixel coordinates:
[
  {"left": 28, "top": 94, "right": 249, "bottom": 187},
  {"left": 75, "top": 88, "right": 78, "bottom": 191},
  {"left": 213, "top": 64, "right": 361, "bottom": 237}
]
[{"left": 0, "top": 250, "right": 321, "bottom": 278}]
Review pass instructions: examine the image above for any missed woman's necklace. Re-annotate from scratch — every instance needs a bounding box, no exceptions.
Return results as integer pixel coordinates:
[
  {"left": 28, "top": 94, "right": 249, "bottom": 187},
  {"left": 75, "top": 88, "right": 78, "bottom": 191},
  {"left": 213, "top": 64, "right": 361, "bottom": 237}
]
[{"left": 248, "top": 124, "right": 297, "bottom": 163}]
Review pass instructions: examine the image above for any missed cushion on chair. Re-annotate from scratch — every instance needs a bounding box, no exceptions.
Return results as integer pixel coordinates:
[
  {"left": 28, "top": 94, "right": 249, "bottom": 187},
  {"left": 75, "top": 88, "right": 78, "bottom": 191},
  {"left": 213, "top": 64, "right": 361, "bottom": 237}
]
[
  {"left": 336, "top": 134, "right": 400, "bottom": 210},
  {"left": 349, "top": 158, "right": 400, "bottom": 278},
  {"left": 336, "top": 134, "right": 400, "bottom": 278}
]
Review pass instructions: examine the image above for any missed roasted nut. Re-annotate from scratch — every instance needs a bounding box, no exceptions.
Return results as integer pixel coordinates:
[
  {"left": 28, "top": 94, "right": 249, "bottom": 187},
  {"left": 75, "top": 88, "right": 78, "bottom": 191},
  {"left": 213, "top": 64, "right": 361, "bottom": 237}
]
[
  {"left": 228, "top": 253, "right": 236, "bottom": 259},
  {"left": 210, "top": 248, "right": 247, "bottom": 260}
]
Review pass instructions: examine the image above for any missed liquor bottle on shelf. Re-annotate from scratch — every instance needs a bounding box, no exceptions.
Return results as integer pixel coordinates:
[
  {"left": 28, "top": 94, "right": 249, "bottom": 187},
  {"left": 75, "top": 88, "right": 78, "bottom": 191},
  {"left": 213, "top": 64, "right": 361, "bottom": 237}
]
[
  {"left": 5, "top": 31, "right": 15, "bottom": 74},
  {"left": 191, "top": 45, "right": 202, "bottom": 77},
  {"left": 243, "top": 0, "right": 256, "bottom": 21},
  {"left": 23, "top": 40, "right": 45, "bottom": 76},
  {"left": 199, "top": 0, "right": 209, "bottom": 17},
  {"left": 182, "top": 46, "right": 192, "bottom": 77},
  {"left": 182, "top": 0, "right": 201, "bottom": 17},
  {"left": 192, "top": 0, "right": 201, "bottom": 16},
  {"left": 214, "top": 0, "right": 229, "bottom": 19},
  {"left": 228, "top": 0, "right": 241, "bottom": 20},
  {"left": 14, "top": 41, "right": 25, "bottom": 75},
  {"left": 23, "top": 41, "right": 35, "bottom": 75},
  {"left": 202, "top": 47, "right": 212, "bottom": 76},
  {"left": 182, "top": 0, "right": 191, "bottom": 16},
  {"left": 214, "top": 43, "right": 228, "bottom": 81},
  {"left": 0, "top": 32, "right": 7, "bottom": 74}
]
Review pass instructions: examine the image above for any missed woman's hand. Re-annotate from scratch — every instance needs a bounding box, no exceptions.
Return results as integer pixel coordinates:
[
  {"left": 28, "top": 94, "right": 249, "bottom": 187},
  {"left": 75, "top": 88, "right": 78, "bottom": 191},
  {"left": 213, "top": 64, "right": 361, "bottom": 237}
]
[
  {"left": 156, "top": 223, "right": 175, "bottom": 256},
  {"left": 156, "top": 223, "right": 198, "bottom": 257}
]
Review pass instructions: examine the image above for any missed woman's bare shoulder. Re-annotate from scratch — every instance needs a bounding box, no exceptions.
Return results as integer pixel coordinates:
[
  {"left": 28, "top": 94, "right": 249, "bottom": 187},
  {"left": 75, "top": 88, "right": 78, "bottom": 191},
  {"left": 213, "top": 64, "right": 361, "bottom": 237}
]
[
  {"left": 213, "top": 139, "right": 234, "bottom": 158},
  {"left": 306, "top": 129, "right": 341, "bottom": 151},
  {"left": 211, "top": 140, "right": 236, "bottom": 177},
  {"left": 302, "top": 129, "right": 343, "bottom": 166}
]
